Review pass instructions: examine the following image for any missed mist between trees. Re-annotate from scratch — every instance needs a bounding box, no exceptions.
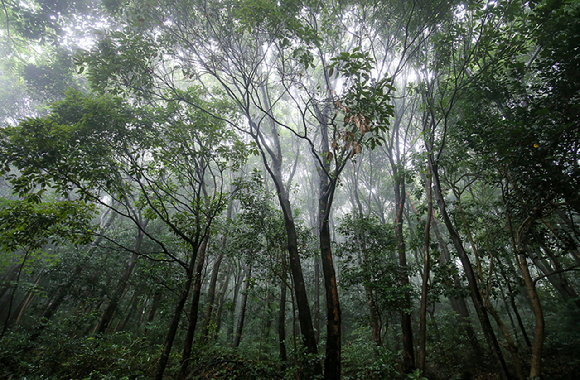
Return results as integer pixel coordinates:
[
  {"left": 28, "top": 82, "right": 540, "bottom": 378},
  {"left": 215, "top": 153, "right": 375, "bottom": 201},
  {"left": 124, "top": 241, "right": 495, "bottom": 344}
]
[{"left": 0, "top": 0, "right": 579, "bottom": 379}]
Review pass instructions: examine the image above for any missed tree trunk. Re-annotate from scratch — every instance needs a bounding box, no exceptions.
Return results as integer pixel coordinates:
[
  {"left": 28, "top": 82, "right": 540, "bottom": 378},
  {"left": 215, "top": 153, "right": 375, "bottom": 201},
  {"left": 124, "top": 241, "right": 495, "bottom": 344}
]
[
  {"left": 319, "top": 206, "right": 341, "bottom": 380},
  {"left": 144, "top": 291, "right": 162, "bottom": 336},
  {"left": 393, "top": 176, "right": 415, "bottom": 374},
  {"left": 14, "top": 270, "right": 43, "bottom": 326},
  {"left": 178, "top": 239, "right": 208, "bottom": 380},
  {"left": 431, "top": 215, "right": 483, "bottom": 356},
  {"left": 119, "top": 286, "right": 144, "bottom": 332},
  {"left": 418, "top": 168, "right": 433, "bottom": 373},
  {"left": 251, "top": 86, "right": 321, "bottom": 370},
  {"left": 234, "top": 265, "right": 251, "bottom": 348},
  {"left": 201, "top": 199, "right": 233, "bottom": 340},
  {"left": 365, "top": 286, "right": 382, "bottom": 347},
  {"left": 228, "top": 265, "right": 243, "bottom": 343},
  {"left": 314, "top": 256, "right": 321, "bottom": 344},
  {"left": 279, "top": 274, "right": 287, "bottom": 361},
  {"left": 431, "top": 162, "right": 510, "bottom": 380},
  {"left": 512, "top": 215, "right": 545, "bottom": 380},
  {"left": 201, "top": 253, "right": 224, "bottom": 339},
  {"left": 519, "top": 250, "right": 545, "bottom": 380},
  {"left": 214, "top": 268, "right": 231, "bottom": 338},
  {"left": 94, "top": 220, "right": 147, "bottom": 335},
  {"left": 154, "top": 252, "right": 197, "bottom": 380}
]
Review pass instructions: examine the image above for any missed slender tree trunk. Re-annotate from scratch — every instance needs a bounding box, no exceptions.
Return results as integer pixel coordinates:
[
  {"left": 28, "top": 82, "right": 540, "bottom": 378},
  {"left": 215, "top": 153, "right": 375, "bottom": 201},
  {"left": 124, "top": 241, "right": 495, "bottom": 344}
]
[
  {"left": 14, "top": 270, "right": 43, "bottom": 326},
  {"left": 120, "top": 286, "right": 144, "bottom": 332},
  {"left": 154, "top": 250, "right": 197, "bottom": 380},
  {"left": 365, "top": 287, "right": 382, "bottom": 347},
  {"left": 485, "top": 296, "right": 526, "bottom": 380},
  {"left": 144, "top": 291, "right": 162, "bottom": 335},
  {"left": 431, "top": 215, "right": 483, "bottom": 356},
  {"left": 519, "top": 251, "right": 544, "bottom": 380},
  {"left": 201, "top": 199, "right": 233, "bottom": 340},
  {"left": 511, "top": 214, "right": 545, "bottom": 380},
  {"left": 431, "top": 163, "right": 510, "bottom": 380},
  {"left": 418, "top": 168, "right": 433, "bottom": 373},
  {"left": 319, "top": 206, "right": 341, "bottom": 380},
  {"left": 201, "top": 253, "right": 223, "bottom": 339},
  {"left": 178, "top": 239, "right": 208, "bottom": 380},
  {"left": 279, "top": 273, "right": 287, "bottom": 361},
  {"left": 252, "top": 89, "right": 321, "bottom": 375},
  {"left": 94, "top": 220, "right": 148, "bottom": 335},
  {"left": 234, "top": 265, "right": 251, "bottom": 348},
  {"left": 228, "top": 265, "right": 243, "bottom": 343},
  {"left": 393, "top": 177, "right": 415, "bottom": 374},
  {"left": 314, "top": 256, "right": 321, "bottom": 344},
  {"left": 214, "top": 269, "right": 231, "bottom": 337}
]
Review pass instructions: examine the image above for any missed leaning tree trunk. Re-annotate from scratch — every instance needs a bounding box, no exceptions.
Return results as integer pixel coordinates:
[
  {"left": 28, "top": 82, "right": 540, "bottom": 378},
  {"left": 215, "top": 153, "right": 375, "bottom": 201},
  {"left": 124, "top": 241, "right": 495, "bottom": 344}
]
[
  {"left": 431, "top": 162, "right": 510, "bottom": 380},
  {"left": 510, "top": 212, "right": 545, "bottom": 380},
  {"left": 431, "top": 215, "right": 483, "bottom": 356},
  {"left": 94, "top": 220, "right": 148, "bottom": 335},
  {"left": 154, "top": 246, "right": 198, "bottom": 380},
  {"left": 252, "top": 109, "right": 321, "bottom": 376}
]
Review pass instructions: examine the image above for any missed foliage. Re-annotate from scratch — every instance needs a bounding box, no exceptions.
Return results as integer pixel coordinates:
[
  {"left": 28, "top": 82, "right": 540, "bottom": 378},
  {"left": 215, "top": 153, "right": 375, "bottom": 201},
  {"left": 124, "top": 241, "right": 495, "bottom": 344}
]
[
  {"left": 337, "top": 213, "right": 413, "bottom": 310},
  {"left": 341, "top": 328, "right": 399, "bottom": 380},
  {"left": 0, "top": 329, "right": 158, "bottom": 379},
  {"left": 329, "top": 48, "right": 396, "bottom": 150}
]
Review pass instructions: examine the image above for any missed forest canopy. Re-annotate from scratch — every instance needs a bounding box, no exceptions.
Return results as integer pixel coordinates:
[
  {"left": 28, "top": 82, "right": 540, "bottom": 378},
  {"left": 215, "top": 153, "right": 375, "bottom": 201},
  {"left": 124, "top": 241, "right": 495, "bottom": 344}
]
[{"left": 0, "top": 0, "right": 579, "bottom": 379}]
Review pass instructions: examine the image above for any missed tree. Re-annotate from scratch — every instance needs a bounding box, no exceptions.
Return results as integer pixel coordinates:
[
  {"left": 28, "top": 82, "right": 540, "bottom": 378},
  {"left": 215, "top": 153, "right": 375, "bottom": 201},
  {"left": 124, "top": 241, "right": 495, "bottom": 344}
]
[{"left": 0, "top": 89, "right": 249, "bottom": 379}]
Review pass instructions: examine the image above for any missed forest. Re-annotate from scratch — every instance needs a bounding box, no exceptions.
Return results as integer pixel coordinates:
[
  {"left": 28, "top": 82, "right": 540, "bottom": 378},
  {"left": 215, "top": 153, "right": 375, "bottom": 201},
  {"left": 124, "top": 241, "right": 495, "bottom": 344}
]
[{"left": 0, "top": 0, "right": 579, "bottom": 379}]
